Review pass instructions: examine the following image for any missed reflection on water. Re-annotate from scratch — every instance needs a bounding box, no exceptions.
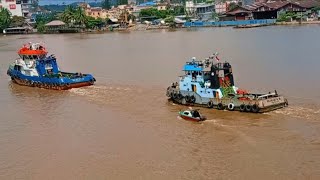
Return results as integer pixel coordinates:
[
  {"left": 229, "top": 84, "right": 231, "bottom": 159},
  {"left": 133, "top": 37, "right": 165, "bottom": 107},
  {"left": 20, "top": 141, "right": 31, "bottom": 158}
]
[{"left": 1, "top": 26, "right": 320, "bottom": 179}]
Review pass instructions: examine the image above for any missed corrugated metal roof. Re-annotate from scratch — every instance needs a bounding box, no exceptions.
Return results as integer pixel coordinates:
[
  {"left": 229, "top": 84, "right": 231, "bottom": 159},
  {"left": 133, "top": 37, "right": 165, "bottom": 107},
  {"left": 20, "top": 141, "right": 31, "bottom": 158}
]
[{"left": 45, "top": 20, "right": 65, "bottom": 26}]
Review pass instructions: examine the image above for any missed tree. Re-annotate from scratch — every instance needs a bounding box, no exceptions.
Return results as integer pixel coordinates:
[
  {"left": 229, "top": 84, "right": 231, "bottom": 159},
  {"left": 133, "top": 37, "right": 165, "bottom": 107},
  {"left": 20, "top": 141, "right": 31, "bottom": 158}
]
[
  {"left": 173, "top": 6, "right": 185, "bottom": 16},
  {"left": 86, "top": 16, "right": 105, "bottom": 29},
  {"left": 212, "top": 12, "right": 219, "bottom": 21},
  {"left": 10, "top": 16, "right": 25, "bottom": 27},
  {"left": 102, "top": 0, "right": 111, "bottom": 9},
  {"left": 139, "top": 8, "right": 174, "bottom": 19},
  {"left": 164, "top": 16, "right": 176, "bottom": 28},
  {"left": 117, "top": 0, "right": 128, "bottom": 6},
  {"left": 277, "top": 11, "right": 297, "bottom": 22},
  {"left": 60, "top": 6, "right": 75, "bottom": 24},
  {"left": 0, "top": 7, "right": 11, "bottom": 31},
  {"left": 36, "top": 21, "right": 46, "bottom": 33},
  {"left": 73, "top": 7, "right": 88, "bottom": 27},
  {"left": 228, "top": 2, "right": 238, "bottom": 11}
]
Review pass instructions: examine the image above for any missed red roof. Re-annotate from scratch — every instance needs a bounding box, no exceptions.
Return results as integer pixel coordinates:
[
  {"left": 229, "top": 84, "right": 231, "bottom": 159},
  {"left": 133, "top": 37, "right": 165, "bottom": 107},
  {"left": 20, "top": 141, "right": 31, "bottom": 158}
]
[
  {"left": 226, "top": 6, "right": 251, "bottom": 15},
  {"left": 245, "top": 0, "right": 320, "bottom": 11}
]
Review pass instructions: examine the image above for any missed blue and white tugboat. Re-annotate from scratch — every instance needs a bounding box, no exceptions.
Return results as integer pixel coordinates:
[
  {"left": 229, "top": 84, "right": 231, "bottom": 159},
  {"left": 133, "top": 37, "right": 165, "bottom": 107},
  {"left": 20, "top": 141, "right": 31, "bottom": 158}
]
[
  {"left": 166, "top": 53, "right": 288, "bottom": 113},
  {"left": 7, "top": 42, "right": 96, "bottom": 90}
]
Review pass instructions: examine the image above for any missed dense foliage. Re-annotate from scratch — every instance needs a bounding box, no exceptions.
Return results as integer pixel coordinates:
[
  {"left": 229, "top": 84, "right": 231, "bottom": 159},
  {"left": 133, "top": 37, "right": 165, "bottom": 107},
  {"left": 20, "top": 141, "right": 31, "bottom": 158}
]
[
  {"left": 60, "top": 6, "right": 88, "bottom": 27},
  {"left": 277, "top": 11, "right": 301, "bottom": 22},
  {"left": 35, "top": 12, "right": 58, "bottom": 32},
  {"left": 10, "top": 16, "right": 25, "bottom": 27},
  {"left": 139, "top": 7, "right": 184, "bottom": 19},
  {"left": 0, "top": 7, "right": 11, "bottom": 31}
]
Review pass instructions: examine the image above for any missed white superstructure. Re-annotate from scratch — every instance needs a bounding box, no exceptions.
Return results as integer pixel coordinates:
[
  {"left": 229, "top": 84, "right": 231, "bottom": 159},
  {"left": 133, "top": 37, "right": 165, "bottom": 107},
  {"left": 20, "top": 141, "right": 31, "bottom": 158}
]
[
  {"left": 0, "top": 0, "right": 22, "bottom": 16},
  {"left": 0, "top": 0, "right": 33, "bottom": 17}
]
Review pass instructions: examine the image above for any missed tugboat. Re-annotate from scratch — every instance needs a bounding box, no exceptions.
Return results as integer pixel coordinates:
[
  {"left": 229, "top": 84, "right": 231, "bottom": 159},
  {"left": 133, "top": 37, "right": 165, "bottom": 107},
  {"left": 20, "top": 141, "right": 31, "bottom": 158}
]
[
  {"left": 7, "top": 42, "right": 96, "bottom": 90},
  {"left": 179, "top": 109, "right": 206, "bottom": 122},
  {"left": 166, "top": 53, "right": 288, "bottom": 113}
]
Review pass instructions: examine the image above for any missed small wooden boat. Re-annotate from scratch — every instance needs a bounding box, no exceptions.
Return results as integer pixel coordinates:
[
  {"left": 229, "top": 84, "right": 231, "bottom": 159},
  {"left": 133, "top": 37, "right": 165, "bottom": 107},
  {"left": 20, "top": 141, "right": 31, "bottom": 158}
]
[{"left": 178, "top": 109, "right": 206, "bottom": 122}]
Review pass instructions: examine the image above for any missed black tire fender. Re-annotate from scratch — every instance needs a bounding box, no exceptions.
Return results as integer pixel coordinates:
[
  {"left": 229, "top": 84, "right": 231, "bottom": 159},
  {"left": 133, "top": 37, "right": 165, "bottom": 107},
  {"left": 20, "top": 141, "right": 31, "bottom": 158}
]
[
  {"left": 207, "top": 101, "right": 213, "bottom": 108},
  {"left": 240, "top": 104, "right": 246, "bottom": 112},
  {"left": 252, "top": 104, "right": 260, "bottom": 113},
  {"left": 190, "top": 95, "right": 196, "bottom": 103},
  {"left": 185, "top": 95, "right": 190, "bottom": 102},
  {"left": 245, "top": 104, "right": 252, "bottom": 112},
  {"left": 217, "top": 103, "right": 224, "bottom": 110}
]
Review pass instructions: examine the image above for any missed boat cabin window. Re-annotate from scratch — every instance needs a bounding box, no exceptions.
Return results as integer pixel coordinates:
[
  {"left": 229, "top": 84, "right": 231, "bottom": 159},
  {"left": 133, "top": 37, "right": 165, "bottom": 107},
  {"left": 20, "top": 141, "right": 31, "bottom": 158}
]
[
  {"left": 183, "top": 112, "right": 190, "bottom": 115},
  {"left": 14, "top": 65, "right": 21, "bottom": 71}
]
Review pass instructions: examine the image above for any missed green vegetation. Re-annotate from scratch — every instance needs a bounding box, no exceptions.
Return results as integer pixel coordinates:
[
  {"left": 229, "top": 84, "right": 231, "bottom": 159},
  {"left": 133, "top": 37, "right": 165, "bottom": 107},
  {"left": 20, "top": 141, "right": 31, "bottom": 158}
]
[
  {"left": 0, "top": 7, "right": 11, "bottom": 32},
  {"left": 60, "top": 6, "right": 88, "bottom": 28},
  {"left": 212, "top": 12, "right": 219, "bottom": 21},
  {"left": 139, "top": 8, "right": 184, "bottom": 19},
  {"left": 311, "top": 6, "right": 320, "bottom": 12},
  {"left": 35, "top": 12, "right": 58, "bottom": 33},
  {"left": 277, "top": 11, "right": 302, "bottom": 22},
  {"left": 59, "top": 6, "right": 108, "bottom": 30},
  {"left": 10, "top": 16, "right": 25, "bottom": 27},
  {"left": 36, "top": 21, "right": 46, "bottom": 33},
  {"left": 164, "top": 15, "right": 175, "bottom": 28},
  {"left": 86, "top": 17, "right": 106, "bottom": 29},
  {"left": 102, "top": 0, "right": 128, "bottom": 9},
  {"left": 102, "top": 0, "right": 111, "bottom": 9},
  {"left": 228, "top": 2, "right": 238, "bottom": 11}
]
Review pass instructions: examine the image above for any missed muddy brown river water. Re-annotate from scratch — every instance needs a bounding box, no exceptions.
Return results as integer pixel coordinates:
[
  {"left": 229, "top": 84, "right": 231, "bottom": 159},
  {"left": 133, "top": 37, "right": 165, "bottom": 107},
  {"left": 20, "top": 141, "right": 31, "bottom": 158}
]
[{"left": 0, "top": 25, "right": 320, "bottom": 179}]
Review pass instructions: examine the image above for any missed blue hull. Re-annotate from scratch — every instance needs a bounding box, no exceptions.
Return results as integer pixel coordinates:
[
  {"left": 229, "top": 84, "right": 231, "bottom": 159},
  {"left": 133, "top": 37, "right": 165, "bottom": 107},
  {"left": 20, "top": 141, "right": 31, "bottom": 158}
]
[{"left": 7, "top": 68, "right": 96, "bottom": 90}]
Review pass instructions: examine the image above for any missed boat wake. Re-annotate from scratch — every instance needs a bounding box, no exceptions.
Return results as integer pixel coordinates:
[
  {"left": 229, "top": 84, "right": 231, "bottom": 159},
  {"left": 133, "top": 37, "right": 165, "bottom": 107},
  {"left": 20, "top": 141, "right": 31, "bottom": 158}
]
[
  {"left": 204, "top": 119, "right": 257, "bottom": 147},
  {"left": 271, "top": 105, "right": 320, "bottom": 120}
]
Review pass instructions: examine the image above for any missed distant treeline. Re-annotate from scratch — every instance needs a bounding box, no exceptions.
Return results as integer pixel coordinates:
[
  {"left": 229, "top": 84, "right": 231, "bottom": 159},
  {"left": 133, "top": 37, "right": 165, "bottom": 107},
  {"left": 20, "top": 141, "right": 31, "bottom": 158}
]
[{"left": 41, "top": 2, "right": 102, "bottom": 12}]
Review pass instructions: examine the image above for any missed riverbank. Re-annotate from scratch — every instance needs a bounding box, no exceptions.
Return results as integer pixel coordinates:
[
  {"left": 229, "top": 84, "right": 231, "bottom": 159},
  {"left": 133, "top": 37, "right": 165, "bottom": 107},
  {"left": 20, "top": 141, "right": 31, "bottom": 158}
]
[
  {"left": 2, "top": 20, "right": 320, "bottom": 35},
  {"left": 276, "top": 20, "right": 320, "bottom": 25}
]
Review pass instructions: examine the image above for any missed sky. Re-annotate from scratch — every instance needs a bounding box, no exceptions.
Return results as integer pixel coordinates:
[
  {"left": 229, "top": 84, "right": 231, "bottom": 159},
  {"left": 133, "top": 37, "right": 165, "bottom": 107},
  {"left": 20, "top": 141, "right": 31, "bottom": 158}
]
[{"left": 39, "top": 0, "right": 101, "bottom": 5}]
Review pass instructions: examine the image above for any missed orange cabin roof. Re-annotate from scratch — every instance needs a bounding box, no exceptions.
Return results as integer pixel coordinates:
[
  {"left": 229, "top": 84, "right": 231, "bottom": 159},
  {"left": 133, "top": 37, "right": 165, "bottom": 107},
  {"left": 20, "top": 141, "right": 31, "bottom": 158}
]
[{"left": 18, "top": 44, "right": 48, "bottom": 56}]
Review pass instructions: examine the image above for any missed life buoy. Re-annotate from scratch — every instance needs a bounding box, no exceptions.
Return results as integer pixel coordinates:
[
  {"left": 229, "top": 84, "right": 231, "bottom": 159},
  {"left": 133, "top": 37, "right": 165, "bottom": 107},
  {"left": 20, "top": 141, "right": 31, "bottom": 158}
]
[
  {"left": 240, "top": 104, "right": 246, "bottom": 112},
  {"left": 207, "top": 101, "right": 213, "bottom": 108},
  {"left": 227, "top": 103, "right": 235, "bottom": 111},
  {"left": 245, "top": 104, "right": 252, "bottom": 112},
  {"left": 217, "top": 103, "right": 224, "bottom": 110},
  {"left": 190, "top": 95, "right": 196, "bottom": 103},
  {"left": 252, "top": 104, "right": 260, "bottom": 113}
]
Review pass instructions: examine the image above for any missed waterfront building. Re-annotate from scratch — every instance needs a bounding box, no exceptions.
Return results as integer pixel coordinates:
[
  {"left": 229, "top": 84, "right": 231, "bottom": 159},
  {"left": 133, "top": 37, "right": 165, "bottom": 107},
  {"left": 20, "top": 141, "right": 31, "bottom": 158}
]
[
  {"left": 0, "top": 0, "right": 23, "bottom": 16},
  {"left": 244, "top": 1, "right": 313, "bottom": 19},
  {"left": 20, "top": 0, "right": 33, "bottom": 17},
  {"left": 0, "top": 0, "right": 33, "bottom": 17},
  {"left": 223, "top": 0, "right": 320, "bottom": 21},
  {"left": 185, "top": 1, "right": 215, "bottom": 21},
  {"left": 215, "top": 1, "right": 240, "bottom": 14}
]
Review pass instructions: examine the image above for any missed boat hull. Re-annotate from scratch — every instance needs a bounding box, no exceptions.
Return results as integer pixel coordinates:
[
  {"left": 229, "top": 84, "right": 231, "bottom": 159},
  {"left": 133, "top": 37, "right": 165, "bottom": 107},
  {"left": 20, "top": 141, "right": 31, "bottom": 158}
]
[
  {"left": 167, "top": 86, "right": 288, "bottom": 113},
  {"left": 7, "top": 69, "right": 95, "bottom": 90},
  {"left": 178, "top": 112, "right": 206, "bottom": 122},
  {"left": 179, "top": 114, "right": 203, "bottom": 122}
]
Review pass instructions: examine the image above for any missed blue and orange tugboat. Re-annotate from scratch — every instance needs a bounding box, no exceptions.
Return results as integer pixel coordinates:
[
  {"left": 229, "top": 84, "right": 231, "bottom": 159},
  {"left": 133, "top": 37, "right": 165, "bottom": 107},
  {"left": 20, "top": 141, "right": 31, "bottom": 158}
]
[
  {"left": 7, "top": 42, "right": 96, "bottom": 90},
  {"left": 166, "top": 53, "right": 289, "bottom": 113}
]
